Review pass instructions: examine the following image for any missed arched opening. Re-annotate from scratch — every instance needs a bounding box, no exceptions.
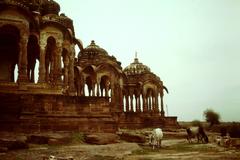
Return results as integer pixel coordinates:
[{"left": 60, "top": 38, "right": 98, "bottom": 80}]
[
  {"left": 45, "top": 36, "right": 56, "bottom": 83},
  {"left": 34, "top": 60, "right": 39, "bottom": 83},
  {"left": 27, "top": 35, "right": 39, "bottom": 83},
  {"left": 100, "top": 75, "right": 111, "bottom": 97},
  {"left": 85, "top": 76, "right": 93, "bottom": 96},
  {"left": 147, "top": 88, "right": 154, "bottom": 112},
  {"left": 0, "top": 25, "right": 20, "bottom": 82},
  {"left": 62, "top": 48, "right": 68, "bottom": 85},
  {"left": 82, "top": 66, "right": 96, "bottom": 96}
]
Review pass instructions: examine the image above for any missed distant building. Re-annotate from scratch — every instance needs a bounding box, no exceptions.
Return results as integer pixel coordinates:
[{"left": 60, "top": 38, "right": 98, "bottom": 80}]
[{"left": 0, "top": 0, "right": 178, "bottom": 132}]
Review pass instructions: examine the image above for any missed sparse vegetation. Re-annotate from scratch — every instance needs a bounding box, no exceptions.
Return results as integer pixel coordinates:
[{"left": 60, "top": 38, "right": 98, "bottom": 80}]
[
  {"left": 71, "top": 132, "right": 85, "bottom": 144},
  {"left": 203, "top": 109, "right": 220, "bottom": 127},
  {"left": 191, "top": 120, "right": 202, "bottom": 127}
]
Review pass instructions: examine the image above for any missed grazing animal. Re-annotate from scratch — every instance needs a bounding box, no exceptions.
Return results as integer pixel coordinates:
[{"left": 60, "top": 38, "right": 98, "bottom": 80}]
[
  {"left": 43, "top": 155, "right": 74, "bottom": 160},
  {"left": 186, "top": 126, "right": 208, "bottom": 143},
  {"left": 149, "top": 128, "right": 163, "bottom": 149}
]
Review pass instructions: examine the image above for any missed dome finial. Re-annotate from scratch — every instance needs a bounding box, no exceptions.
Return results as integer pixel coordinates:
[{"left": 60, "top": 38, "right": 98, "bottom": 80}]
[
  {"left": 134, "top": 51, "right": 139, "bottom": 63},
  {"left": 91, "top": 40, "right": 95, "bottom": 45}
]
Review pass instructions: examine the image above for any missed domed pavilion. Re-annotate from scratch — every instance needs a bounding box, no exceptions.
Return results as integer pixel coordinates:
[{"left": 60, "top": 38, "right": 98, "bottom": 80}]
[{"left": 0, "top": 0, "right": 178, "bottom": 133}]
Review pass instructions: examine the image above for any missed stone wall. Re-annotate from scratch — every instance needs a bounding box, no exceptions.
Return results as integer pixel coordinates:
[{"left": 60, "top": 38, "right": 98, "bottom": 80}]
[
  {"left": 0, "top": 93, "right": 117, "bottom": 133},
  {"left": 117, "top": 112, "right": 178, "bottom": 129}
]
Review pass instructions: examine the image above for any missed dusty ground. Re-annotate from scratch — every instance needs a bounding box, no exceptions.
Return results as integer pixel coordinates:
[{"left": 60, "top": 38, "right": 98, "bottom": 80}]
[{"left": 0, "top": 130, "right": 239, "bottom": 160}]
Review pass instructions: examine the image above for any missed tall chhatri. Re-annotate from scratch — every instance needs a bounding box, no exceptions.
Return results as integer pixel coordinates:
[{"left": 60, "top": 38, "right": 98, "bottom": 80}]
[{"left": 0, "top": 0, "right": 178, "bottom": 133}]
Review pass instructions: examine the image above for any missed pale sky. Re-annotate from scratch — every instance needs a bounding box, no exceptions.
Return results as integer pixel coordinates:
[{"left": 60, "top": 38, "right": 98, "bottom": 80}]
[{"left": 55, "top": 0, "right": 240, "bottom": 122}]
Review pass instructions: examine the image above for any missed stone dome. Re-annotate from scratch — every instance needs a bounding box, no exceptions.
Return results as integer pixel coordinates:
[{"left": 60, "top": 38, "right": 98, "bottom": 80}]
[
  {"left": 79, "top": 40, "right": 108, "bottom": 58},
  {"left": 41, "top": 0, "right": 60, "bottom": 15},
  {"left": 124, "top": 56, "right": 151, "bottom": 75},
  {"left": 0, "top": 0, "right": 29, "bottom": 11}
]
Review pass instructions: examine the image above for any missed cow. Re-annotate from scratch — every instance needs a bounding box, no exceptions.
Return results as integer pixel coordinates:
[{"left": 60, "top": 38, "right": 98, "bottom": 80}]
[
  {"left": 43, "top": 155, "right": 74, "bottom": 160},
  {"left": 186, "top": 126, "right": 208, "bottom": 143},
  {"left": 149, "top": 128, "right": 163, "bottom": 149}
]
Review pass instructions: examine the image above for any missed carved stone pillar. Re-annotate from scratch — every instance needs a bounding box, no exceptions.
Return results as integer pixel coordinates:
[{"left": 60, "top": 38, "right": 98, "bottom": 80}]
[
  {"left": 125, "top": 94, "right": 129, "bottom": 112},
  {"left": 118, "top": 85, "right": 123, "bottom": 112},
  {"left": 152, "top": 96, "right": 157, "bottom": 113},
  {"left": 97, "top": 83, "right": 100, "bottom": 97},
  {"left": 106, "top": 86, "right": 109, "bottom": 97},
  {"left": 155, "top": 94, "right": 159, "bottom": 113},
  {"left": 138, "top": 95, "right": 141, "bottom": 112},
  {"left": 68, "top": 45, "right": 75, "bottom": 94},
  {"left": 111, "top": 83, "right": 115, "bottom": 102},
  {"left": 135, "top": 95, "right": 138, "bottom": 112},
  {"left": 130, "top": 94, "right": 133, "bottom": 112},
  {"left": 92, "top": 83, "right": 95, "bottom": 96},
  {"left": 38, "top": 43, "right": 46, "bottom": 83},
  {"left": 143, "top": 94, "right": 147, "bottom": 112},
  {"left": 17, "top": 34, "right": 28, "bottom": 82},
  {"left": 55, "top": 42, "right": 62, "bottom": 84}
]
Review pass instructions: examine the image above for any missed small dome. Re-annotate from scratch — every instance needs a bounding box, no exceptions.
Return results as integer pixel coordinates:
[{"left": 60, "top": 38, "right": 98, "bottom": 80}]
[
  {"left": 124, "top": 56, "right": 151, "bottom": 75},
  {"left": 42, "top": 0, "right": 60, "bottom": 15},
  {"left": 79, "top": 40, "right": 108, "bottom": 58},
  {"left": 0, "top": 0, "right": 29, "bottom": 11}
]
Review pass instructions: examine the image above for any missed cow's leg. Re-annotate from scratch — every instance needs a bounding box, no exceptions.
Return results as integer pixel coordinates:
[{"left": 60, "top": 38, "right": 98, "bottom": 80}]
[{"left": 159, "top": 139, "right": 162, "bottom": 148}]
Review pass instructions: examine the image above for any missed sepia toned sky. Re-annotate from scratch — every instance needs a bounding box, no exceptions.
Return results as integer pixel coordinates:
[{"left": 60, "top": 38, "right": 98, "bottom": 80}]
[{"left": 56, "top": 0, "right": 240, "bottom": 122}]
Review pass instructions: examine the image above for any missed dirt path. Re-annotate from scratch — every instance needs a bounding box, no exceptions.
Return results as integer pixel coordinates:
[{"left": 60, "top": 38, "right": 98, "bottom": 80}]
[
  {"left": 126, "top": 139, "right": 240, "bottom": 160},
  {"left": 0, "top": 138, "right": 239, "bottom": 160}
]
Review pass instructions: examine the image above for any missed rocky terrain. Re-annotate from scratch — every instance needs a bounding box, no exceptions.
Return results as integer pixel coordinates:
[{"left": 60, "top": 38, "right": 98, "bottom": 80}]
[{"left": 0, "top": 128, "right": 239, "bottom": 160}]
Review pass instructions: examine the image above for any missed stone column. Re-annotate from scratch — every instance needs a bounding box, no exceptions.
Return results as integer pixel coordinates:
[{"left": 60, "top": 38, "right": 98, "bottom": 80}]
[
  {"left": 55, "top": 42, "right": 63, "bottom": 85},
  {"left": 135, "top": 95, "right": 138, "bottom": 112},
  {"left": 155, "top": 94, "right": 159, "bottom": 113},
  {"left": 97, "top": 83, "right": 100, "bottom": 97},
  {"left": 111, "top": 82, "right": 115, "bottom": 100},
  {"left": 125, "top": 94, "right": 129, "bottom": 112},
  {"left": 143, "top": 94, "right": 147, "bottom": 112},
  {"left": 106, "top": 86, "right": 109, "bottom": 97},
  {"left": 130, "top": 94, "right": 133, "bottom": 112},
  {"left": 92, "top": 83, "right": 95, "bottom": 96},
  {"left": 118, "top": 85, "right": 124, "bottom": 112},
  {"left": 68, "top": 45, "right": 75, "bottom": 94},
  {"left": 17, "top": 34, "right": 28, "bottom": 82},
  {"left": 152, "top": 96, "right": 156, "bottom": 113},
  {"left": 38, "top": 42, "right": 46, "bottom": 83},
  {"left": 160, "top": 95, "right": 165, "bottom": 116}
]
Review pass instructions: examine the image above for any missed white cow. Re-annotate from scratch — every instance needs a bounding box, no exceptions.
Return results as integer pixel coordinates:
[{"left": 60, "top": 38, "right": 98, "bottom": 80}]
[
  {"left": 45, "top": 155, "right": 74, "bottom": 160},
  {"left": 149, "top": 128, "right": 163, "bottom": 149}
]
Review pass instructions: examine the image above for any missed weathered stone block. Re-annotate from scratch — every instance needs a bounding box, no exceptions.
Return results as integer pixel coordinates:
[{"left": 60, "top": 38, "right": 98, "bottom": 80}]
[{"left": 85, "top": 133, "right": 119, "bottom": 145}]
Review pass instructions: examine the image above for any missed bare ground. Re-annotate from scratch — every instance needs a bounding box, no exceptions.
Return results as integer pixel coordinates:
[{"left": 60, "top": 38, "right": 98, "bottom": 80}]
[{"left": 0, "top": 131, "right": 239, "bottom": 160}]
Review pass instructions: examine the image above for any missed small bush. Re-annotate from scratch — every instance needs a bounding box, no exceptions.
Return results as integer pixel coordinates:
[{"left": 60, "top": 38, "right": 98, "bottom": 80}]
[
  {"left": 228, "top": 122, "right": 240, "bottom": 138},
  {"left": 71, "top": 132, "right": 85, "bottom": 143}
]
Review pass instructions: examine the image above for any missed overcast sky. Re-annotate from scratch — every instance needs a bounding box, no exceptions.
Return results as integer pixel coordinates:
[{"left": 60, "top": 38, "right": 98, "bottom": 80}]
[{"left": 56, "top": 0, "right": 240, "bottom": 122}]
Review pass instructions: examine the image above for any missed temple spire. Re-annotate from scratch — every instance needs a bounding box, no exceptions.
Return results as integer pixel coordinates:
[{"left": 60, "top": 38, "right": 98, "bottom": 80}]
[{"left": 134, "top": 51, "right": 139, "bottom": 63}]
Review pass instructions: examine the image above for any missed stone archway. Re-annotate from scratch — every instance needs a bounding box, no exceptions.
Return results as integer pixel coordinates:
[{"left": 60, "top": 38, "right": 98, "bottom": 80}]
[
  {"left": 0, "top": 25, "right": 20, "bottom": 82},
  {"left": 100, "top": 75, "right": 111, "bottom": 97},
  {"left": 27, "top": 35, "right": 39, "bottom": 83},
  {"left": 45, "top": 36, "right": 56, "bottom": 83}
]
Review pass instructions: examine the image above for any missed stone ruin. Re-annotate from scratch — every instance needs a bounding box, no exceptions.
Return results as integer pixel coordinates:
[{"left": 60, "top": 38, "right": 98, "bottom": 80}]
[{"left": 0, "top": 0, "right": 178, "bottom": 133}]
